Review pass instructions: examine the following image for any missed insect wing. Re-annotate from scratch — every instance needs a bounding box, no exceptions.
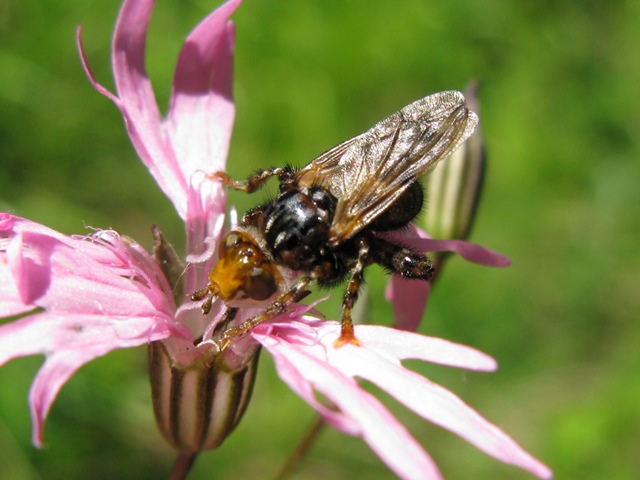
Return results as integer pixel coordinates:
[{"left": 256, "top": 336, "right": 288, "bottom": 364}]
[
  {"left": 294, "top": 131, "right": 366, "bottom": 190},
  {"left": 299, "top": 91, "right": 478, "bottom": 245}
]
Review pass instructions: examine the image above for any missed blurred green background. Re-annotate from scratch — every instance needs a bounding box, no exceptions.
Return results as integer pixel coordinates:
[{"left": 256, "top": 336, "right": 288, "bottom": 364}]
[{"left": 1, "top": 0, "right": 639, "bottom": 479}]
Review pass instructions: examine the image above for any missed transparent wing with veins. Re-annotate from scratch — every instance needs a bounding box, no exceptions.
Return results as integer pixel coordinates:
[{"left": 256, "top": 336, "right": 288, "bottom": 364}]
[{"left": 295, "top": 90, "right": 479, "bottom": 245}]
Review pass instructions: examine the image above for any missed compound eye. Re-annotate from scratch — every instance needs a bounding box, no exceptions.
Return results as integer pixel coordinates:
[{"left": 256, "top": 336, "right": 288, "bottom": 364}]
[
  {"left": 244, "top": 266, "right": 278, "bottom": 301},
  {"left": 219, "top": 231, "right": 242, "bottom": 255}
]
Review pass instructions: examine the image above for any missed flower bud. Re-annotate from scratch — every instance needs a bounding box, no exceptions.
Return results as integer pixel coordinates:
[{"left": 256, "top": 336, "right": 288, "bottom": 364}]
[
  {"left": 423, "top": 82, "right": 485, "bottom": 242},
  {"left": 148, "top": 336, "right": 259, "bottom": 451}
]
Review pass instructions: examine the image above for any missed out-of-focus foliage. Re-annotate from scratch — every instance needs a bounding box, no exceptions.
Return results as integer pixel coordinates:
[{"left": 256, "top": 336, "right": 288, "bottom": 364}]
[{"left": 1, "top": 1, "right": 638, "bottom": 479}]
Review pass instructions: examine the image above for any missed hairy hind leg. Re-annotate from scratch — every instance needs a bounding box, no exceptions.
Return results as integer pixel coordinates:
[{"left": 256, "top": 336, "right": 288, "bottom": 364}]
[
  {"left": 334, "top": 239, "right": 371, "bottom": 348},
  {"left": 370, "top": 236, "right": 434, "bottom": 280}
]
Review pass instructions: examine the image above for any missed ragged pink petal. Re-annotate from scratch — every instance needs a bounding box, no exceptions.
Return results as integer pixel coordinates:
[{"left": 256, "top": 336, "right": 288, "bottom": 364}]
[
  {"left": 0, "top": 253, "right": 31, "bottom": 318},
  {"left": 411, "top": 237, "right": 511, "bottom": 266},
  {"left": 385, "top": 225, "right": 511, "bottom": 267},
  {"left": 386, "top": 276, "right": 432, "bottom": 331},
  {"left": 172, "top": 0, "right": 240, "bottom": 286},
  {"left": 256, "top": 328, "right": 443, "bottom": 480},
  {"left": 253, "top": 316, "right": 551, "bottom": 479},
  {"left": 109, "top": 0, "right": 186, "bottom": 213},
  {"left": 385, "top": 225, "right": 511, "bottom": 331},
  {"left": 168, "top": 0, "right": 238, "bottom": 187},
  {"left": 78, "top": 0, "right": 240, "bottom": 295},
  {"left": 339, "top": 341, "right": 552, "bottom": 479},
  {"left": 0, "top": 215, "right": 182, "bottom": 445},
  {"left": 28, "top": 341, "right": 136, "bottom": 446},
  {"left": 78, "top": 0, "right": 239, "bottom": 230},
  {"left": 350, "top": 324, "right": 497, "bottom": 370}
]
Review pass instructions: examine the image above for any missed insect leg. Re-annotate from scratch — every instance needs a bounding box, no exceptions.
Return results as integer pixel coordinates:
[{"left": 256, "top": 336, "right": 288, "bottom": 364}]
[
  {"left": 213, "top": 307, "right": 239, "bottom": 337},
  {"left": 194, "top": 307, "right": 238, "bottom": 344},
  {"left": 240, "top": 205, "right": 266, "bottom": 228},
  {"left": 191, "top": 286, "right": 215, "bottom": 314},
  {"left": 209, "top": 168, "right": 288, "bottom": 193},
  {"left": 334, "top": 240, "right": 370, "bottom": 348},
  {"left": 370, "top": 236, "right": 434, "bottom": 280},
  {"left": 218, "top": 272, "right": 314, "bottom": 350}
]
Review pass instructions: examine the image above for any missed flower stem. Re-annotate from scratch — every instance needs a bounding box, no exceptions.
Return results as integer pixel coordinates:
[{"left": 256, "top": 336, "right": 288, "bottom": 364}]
[
  {"left": 273, "top": 415, "right": 326, "bottom": 480},
  {"left": 171, "top": 451, "right": 198, "bottom": 480}
]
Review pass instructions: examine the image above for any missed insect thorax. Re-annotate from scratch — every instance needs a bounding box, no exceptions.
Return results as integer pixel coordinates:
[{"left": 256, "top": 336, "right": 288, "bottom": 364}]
[{"left": 262, "top": 186, "right": 341, "bottom": 274}]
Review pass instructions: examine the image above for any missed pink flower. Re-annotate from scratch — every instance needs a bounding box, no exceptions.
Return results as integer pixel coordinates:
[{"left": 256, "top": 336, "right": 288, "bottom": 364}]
[
  {"left": 79, "top": 0, "right": 238, "bottom": 299},
  {"left": 0, "top": 213, "right": 185, "bottom": 446},
  {"left": 0, "top": 0, "right": 552, "bottom": 478},
  {"left": 253, "top": 312, "right": 551, "bottom": 479}
]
